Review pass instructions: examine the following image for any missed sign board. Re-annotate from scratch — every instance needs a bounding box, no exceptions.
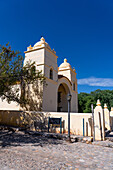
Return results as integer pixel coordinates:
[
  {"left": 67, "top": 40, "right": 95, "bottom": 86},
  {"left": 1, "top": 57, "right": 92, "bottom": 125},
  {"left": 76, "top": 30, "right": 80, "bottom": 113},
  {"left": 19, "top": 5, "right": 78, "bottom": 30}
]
[
  {"left": 49, "top": 118, "right": 61, "bottom": 125},
  {"left": 48, "top": 117, "right": 62, "bottom": 134}
]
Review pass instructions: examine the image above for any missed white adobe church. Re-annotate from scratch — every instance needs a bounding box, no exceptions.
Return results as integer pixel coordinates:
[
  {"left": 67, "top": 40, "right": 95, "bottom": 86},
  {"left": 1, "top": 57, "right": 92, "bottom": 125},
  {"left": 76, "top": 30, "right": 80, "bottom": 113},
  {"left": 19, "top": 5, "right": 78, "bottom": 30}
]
[
  {"left": 24, "top": 37, "right": 78, "bottom": 112},
  {"left": 0, "top": 37, "right": 78, "bottom": 112}
]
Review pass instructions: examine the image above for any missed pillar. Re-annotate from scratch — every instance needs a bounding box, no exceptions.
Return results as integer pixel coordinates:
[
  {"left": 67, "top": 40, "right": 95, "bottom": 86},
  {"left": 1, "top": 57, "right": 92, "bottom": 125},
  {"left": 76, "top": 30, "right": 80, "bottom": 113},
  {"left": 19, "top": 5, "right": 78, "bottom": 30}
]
[
  {"left": 94, "top": 99, "right": 105, "bottom": 141},
  {"left": 110, "top": 107, "right": 113, "bottom": 130},
  {"left": 104, "top": 103, "right": 110, "bottom": 131}
]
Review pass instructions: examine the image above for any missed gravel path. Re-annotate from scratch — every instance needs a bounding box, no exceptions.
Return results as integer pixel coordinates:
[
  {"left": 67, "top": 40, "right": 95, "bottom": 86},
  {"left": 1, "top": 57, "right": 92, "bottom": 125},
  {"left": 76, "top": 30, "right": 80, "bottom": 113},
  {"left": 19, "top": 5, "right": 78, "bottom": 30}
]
[{"left": 0, "top": 130, "right": 113, "bottom": 169}]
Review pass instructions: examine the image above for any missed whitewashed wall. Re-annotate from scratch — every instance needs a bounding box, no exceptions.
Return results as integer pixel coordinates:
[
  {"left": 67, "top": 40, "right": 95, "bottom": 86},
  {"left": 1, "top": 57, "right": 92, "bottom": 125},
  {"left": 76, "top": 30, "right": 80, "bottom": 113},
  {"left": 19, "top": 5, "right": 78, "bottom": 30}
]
[{"left": 46, "top": 112, "right": 92, "bottom": 136}]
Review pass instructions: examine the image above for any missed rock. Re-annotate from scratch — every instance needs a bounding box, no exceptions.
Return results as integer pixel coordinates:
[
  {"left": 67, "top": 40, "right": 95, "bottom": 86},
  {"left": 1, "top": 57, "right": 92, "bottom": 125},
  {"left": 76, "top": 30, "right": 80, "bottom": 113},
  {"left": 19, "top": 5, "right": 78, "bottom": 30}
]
[{"left": 83, "top": 137, "right": 93, "bottom": 143}]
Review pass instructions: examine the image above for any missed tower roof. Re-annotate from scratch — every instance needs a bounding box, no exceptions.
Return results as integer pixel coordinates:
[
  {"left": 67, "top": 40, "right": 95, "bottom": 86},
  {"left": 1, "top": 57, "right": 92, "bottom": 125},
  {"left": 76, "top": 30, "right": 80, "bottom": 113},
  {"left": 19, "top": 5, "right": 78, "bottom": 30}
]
[
  {"left": 59, "top": 59, "right": 72, "bottom": 70},
  {"left": 25, "top": 37, "right": 56, "bottom": 54},
  {"left": 34, "top": 37, "right": 51, "bottom": 49}
]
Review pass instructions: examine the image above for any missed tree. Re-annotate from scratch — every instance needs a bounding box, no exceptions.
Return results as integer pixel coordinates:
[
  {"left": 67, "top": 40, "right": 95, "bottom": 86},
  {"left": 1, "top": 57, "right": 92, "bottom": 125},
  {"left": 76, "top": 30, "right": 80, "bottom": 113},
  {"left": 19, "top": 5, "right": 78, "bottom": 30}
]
[
  {"left": 78, "top": 92, "right": 89, "bottom": 113},
  {"left": 0, "top": 43, "right": 45, "bottom": 110},
  {"left": 78, "top": 89, "right": 113, "bottom": 113}
]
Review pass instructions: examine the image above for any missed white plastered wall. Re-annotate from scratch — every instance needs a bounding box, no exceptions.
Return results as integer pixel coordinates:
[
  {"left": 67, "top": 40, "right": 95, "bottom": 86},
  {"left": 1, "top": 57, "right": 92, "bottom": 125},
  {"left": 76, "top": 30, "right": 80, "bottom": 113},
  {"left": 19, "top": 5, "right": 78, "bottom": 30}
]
[
  {"left": 0, "top": 99, "right": 20, "bottom": 110},
  {"left": 45, "top": 49, "right": 58, "bottom": 71},
  {"left": 0, "top": 85, "right": 21, "bottom": 110},
  {"left": 58, "top": 69, "right": 71, "bottom": 81},
  {"left": 46, "top": 112, "right": 92, "bottom": 136},
  {"left": 24, "top": 49, "right": 45, "bottom": 66},
  {"left": 44, "top": 49, "right": 58, "bottom": 81},
  {"left": 42, "top": 79, "right": 57, "bottom": 111}
]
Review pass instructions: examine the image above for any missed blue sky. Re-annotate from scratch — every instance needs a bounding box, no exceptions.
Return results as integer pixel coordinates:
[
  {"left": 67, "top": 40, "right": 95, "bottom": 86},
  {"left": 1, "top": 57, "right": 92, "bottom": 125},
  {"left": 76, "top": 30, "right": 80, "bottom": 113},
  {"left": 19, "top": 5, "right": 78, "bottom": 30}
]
[{"left": 0, "top": 0, "right": 113, "bottom": 93}]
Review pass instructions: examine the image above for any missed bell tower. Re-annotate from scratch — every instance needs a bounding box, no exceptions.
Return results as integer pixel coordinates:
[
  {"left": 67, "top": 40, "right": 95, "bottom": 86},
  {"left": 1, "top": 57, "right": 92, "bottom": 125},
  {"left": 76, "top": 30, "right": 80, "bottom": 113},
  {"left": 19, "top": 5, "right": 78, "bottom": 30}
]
[
  {"left": 24, "top": 37, "right": 58, "bottom": 82},
  {"left": 58, "top": 58, "right": 77, "bottom": 92},
  {"left": 24, "top": 37, "right": 58, "bottom": 111}
]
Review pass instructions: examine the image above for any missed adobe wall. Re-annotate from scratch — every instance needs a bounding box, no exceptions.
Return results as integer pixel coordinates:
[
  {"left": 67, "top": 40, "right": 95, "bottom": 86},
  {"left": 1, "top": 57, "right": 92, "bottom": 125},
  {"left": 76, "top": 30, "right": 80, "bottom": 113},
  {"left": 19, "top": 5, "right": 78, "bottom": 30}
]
[
  {"left": 0, "top": 110, "right": 23, "bottom": 127},
  {"left": 0, "top": 110, "right": 92, "bottom": 136},
  {"left": 49, "top": 112, "right": 92, "bottom": 136}
]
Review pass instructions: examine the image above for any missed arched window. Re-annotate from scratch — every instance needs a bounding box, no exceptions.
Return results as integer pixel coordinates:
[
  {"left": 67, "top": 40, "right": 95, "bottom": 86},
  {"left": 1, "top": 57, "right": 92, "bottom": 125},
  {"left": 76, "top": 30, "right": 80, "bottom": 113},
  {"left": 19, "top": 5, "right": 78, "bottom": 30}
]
[
  {"left": 50, "top": 68, "right": 53, "bottom": 80},
  {"left": 73, "top": 83, "right": 75, "bottom": 91}
]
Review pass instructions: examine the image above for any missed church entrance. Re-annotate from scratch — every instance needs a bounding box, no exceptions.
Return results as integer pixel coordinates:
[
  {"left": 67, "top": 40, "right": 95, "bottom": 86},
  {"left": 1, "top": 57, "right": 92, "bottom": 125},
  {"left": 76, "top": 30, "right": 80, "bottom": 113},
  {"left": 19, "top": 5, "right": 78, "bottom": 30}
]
[{"left": 57, "top": 83, "right": 70, "bottom": 112}]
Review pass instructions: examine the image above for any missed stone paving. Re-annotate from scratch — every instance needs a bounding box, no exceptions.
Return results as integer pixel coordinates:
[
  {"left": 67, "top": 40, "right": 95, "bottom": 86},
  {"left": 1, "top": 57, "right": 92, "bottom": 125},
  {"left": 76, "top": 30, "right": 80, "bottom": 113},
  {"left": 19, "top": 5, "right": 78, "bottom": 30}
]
[{"left": 0, "top": 130, "right": 113, "bottom": 169}]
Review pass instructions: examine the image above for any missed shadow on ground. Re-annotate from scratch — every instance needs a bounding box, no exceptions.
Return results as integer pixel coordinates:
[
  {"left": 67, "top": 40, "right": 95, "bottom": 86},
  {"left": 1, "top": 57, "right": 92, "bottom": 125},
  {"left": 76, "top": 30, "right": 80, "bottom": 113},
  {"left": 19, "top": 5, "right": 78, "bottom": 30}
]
[
  {"left": 0, "top": 130, "right": 64, "bottom": 148},
  {"left": 107, "top": 133, "right": 113, "bottom": 137}
]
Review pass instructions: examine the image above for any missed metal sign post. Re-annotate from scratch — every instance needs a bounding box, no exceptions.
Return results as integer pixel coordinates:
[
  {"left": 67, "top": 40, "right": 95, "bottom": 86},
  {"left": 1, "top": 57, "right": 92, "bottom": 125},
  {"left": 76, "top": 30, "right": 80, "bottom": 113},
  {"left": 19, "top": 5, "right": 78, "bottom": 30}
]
[
  {"left": 91, "top": 104, "right": 95, "bottom": 141},
  {"left": 67, "top": 93, "right": 72, "bottom": 140},
  {"left": 68, "top": 99, "right": 70, "bottom": 138},
  {"left": 83, "top": 118, "right": 85, "bottom": 136}
]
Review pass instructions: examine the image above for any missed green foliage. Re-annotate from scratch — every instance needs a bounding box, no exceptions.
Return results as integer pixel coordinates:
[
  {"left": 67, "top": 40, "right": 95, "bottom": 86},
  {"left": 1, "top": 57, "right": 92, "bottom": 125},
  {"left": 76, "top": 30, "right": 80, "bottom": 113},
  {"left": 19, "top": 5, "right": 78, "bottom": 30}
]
[
  {"left": 0, "top": 43, "right": 45, "bottom": 107},
  {"left": 78, "top": 89, "right": 113, "bottom": 113}
]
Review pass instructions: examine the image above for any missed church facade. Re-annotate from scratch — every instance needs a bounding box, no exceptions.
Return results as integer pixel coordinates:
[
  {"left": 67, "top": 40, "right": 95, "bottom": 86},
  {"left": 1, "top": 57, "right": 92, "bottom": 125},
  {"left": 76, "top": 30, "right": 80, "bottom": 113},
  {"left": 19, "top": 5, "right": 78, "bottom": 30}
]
[{"left": 24, "top": 37, "right": 78, "bottom": 112}]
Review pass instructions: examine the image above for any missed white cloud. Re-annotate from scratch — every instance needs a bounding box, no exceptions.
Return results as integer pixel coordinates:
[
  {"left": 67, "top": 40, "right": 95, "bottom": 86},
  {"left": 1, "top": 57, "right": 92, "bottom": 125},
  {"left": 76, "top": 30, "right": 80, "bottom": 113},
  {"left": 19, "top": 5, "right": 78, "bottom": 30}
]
[{"left": 78, "top": 77, "right": 113, "bottom": 87}]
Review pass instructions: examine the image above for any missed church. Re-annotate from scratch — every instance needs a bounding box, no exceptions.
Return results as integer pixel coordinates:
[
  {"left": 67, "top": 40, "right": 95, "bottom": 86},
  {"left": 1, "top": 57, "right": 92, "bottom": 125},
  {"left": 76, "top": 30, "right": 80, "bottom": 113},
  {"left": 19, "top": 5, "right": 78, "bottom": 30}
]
[
  {"left": 0, "top": 37, "right": 78, "bottom": 112},
  {"left": 24, "top": 37, "right": 78, "bottom": 112}
]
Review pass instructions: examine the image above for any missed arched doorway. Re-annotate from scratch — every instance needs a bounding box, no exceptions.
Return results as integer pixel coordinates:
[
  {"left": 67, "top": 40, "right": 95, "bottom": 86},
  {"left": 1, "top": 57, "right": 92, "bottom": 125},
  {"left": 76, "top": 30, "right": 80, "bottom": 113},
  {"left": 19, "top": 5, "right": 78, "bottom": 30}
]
[{"left": 57, "top": 83, "right": 70, "bottom": 112}]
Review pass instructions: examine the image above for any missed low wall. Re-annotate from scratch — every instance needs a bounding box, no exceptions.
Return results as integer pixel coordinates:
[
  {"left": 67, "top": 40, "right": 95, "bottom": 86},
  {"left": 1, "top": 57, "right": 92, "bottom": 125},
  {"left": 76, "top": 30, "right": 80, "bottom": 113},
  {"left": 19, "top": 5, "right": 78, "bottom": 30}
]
[
  {"left": 48, "top": 112, "right": 92, "bottom": 136},
  {"left": 0, "top": 110, "right": 92, "bottom": 136},
  {"left": 0, "top": 110, "right": 23, "bottom": 127}
]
